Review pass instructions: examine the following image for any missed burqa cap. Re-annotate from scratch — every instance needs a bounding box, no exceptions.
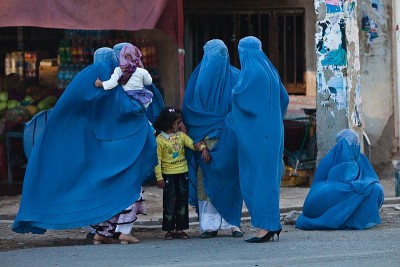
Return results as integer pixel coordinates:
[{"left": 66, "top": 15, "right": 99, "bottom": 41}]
[
  {"left": 336, "top": 129, "right": 360, "bottom": 157},
  {"left": 238, "top": 36, "right": 262, "bottom": 51},
  {"left": 94, "top": 47, "right": 117, "bottom": 63},
  {"left": 203, "top": 39, "right": 228, "bottom": 57}
]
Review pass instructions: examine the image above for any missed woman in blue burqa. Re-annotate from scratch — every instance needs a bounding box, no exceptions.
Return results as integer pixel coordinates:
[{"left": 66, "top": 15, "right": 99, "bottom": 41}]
[
  {"left": 12, "top": 47, "right": 158, "bottom": 241},
  {"left": 296, "top": 129, "right": 384, "bottom": 230},
  {"left": 232, "top": 36, "right": 289, "bottom": 243},
  {"left": 113, "top": 42, "right": 164, "bottom": 186},
  {"left": 182, "top": 39, "right": 243, "bottom": 238}
]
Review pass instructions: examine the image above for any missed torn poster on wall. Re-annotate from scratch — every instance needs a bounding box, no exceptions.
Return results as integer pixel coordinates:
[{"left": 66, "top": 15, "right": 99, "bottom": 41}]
[
  {"left": 317, "top": 70, "right": 348, "bottom": 114},
  {"left": 316, "top": 3, "right": 348, "bottom": 114},
  {"left": 316, "top": 0, "right": 356, "bottom": 16},
  {"left": 317, "top": 17, "right": 347, "bottom": 69},
  {"left": 361, "top": 0, "right": 381, "bottom": 43},
  {"left": 327, "top": 72, "right": 347, "bottom": 110},
  {"left": 326, "top": 0, "right": 344, "bottom": 14}
]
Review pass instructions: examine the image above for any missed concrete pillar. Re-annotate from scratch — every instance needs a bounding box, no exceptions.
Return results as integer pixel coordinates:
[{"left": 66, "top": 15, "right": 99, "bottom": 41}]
[
  {"left": 393, "top": 0, "right": 400, "bottom": 146},
  {"left": 314, "top": 0, "right": 363, "bottom": 162}
]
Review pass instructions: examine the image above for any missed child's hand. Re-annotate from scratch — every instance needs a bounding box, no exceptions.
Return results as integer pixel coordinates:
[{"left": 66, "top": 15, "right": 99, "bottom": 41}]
[
  {"left": 194, "top": 140, "right": 210, "bottom": 163},
  {"left": 156, "top": 179, "right": 165, "bottom": 189},
  {"left": 95, "top": 78, "right": 103, "bottom": 88},
  {"left": 194, "top": 141, "right": 206, "bottom": 151},
  {"left": 201, "top": 148, "right": 211, "bottom": 163}
]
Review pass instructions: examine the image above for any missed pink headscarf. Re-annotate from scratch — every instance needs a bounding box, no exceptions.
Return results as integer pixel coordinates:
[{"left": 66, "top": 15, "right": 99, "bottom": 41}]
[{"left": 118, "top": 44, "right": 144, "bottom": 85}]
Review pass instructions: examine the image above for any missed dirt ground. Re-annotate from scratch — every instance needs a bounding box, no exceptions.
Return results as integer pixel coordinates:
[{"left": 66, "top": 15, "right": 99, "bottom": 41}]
[
  {"left": 0, "top": 220, "right": 242, "bottom": 252},
  {"left": 1, "top": 205, "right": 400, "bottom": 252}
]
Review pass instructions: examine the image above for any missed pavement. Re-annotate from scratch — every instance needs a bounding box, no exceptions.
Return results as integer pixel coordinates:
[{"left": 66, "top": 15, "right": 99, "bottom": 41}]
[{"left": 1, "top": 177, "right": 400, "bottom": 227}]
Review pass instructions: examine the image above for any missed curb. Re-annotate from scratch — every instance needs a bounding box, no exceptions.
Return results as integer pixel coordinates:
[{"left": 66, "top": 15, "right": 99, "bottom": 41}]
[
  {"left": 383, "top": 197, "right": 400, "bottom": 205},
  {"left": 2, "top": 197, "right": 400, "bottom": 226}
]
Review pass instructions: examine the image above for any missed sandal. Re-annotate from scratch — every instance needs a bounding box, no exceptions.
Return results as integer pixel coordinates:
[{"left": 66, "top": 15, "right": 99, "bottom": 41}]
[
  {"left": 200, "top": 231, "right": 218, "bottom": 238},
  {"left": 232, "top": 230, "right": 244, "bottom": 238},
  {"left": 175, "top": 231, "right": 189, "bottom": 239},
  {"left": 165, "top": 231, "right": 175, "bottom": 240},
  {"left": 93, "top": 233, "right": 116, "bottom": 245},
  {"left": 119, "top": 233, "right": 140, "bottom": 244}
]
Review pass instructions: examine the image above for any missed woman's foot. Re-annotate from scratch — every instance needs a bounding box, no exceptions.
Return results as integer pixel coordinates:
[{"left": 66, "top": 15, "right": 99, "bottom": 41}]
[
  {"left": 200, "top": 231, "right": 218, "bottom": 238},
  {"left": 165, "top": 231, "right": 175, "bottom": 240},
  {"left": 245, "top": 229, "right": 282, "bottom": 243},
  {"left": 256, "top": 229, "right": 268, "bottom": 238},
  {"left": 175, "top": 231, "right": 189, "bottom": 239},
  {"left": 231, "top": 227, "right": 243, "bottom": 238},
  {"left": 119, "top": 233, "right": 139, "bottom": 244},
  {"left": 93, "top": 233, "right": 116, "bottom": 244}
]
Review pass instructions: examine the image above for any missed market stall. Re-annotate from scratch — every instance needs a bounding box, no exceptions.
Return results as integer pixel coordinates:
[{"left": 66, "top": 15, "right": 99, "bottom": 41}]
[{"left": 0, "top": 0, "right": 184, "bottom": 185}]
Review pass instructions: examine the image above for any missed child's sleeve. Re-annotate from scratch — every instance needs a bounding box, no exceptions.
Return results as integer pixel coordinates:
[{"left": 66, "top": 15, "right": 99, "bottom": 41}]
[
  {"left": 181, "top": 132, "right": 196, "bottom": 150},
  {"left": 154, "top": 137, "right": 164, "bottom": 181},
  {"left": 143, "top": 69, "right": 153, "bottom": 86},
  {"left": 102, "top": 67, "right": 122, "bottom": 90}
]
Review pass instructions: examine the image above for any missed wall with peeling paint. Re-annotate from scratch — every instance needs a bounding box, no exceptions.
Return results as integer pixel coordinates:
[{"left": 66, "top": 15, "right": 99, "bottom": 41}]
[
  {"left": 314, "top": 0, "right": 364, "bottom": 161},
  {"left": 311, "top": 0, "right": 394, "bottom": 167},
  {"left": 358, "top": 0, "right": 395, "bottom": 165}
]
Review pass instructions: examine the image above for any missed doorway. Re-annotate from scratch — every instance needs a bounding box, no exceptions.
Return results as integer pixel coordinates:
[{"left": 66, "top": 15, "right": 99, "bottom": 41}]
[{"left": 184, "top": 9, "right": 306, "bottom": 94}]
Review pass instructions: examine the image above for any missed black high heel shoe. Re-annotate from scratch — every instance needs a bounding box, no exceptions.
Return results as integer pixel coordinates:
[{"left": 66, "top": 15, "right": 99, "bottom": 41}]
[{"left": 245, "top": 229, "right": 282, "bottom": 243}]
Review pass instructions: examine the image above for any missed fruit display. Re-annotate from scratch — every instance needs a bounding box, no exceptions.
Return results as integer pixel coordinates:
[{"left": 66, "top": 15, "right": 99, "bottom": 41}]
[
  {"left": 37, "top": 95, "right": 57, "bottom": 111},
  {"left": 0, "top": 87, "right": 59, "bottom": 129}
]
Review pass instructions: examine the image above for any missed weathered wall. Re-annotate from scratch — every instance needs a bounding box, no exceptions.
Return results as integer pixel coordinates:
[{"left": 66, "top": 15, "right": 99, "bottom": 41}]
[
  {"left": 314, "top": 0, "right": 363, "bottom": 161},
  {"left": 358, "top": 0, "right": 395, "bottom": 165}
]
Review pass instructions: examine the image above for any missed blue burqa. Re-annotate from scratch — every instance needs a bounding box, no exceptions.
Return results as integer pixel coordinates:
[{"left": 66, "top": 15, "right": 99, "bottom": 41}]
[
  {"left": 232, "top": 36, "right": 289, "bottom": 231},
  {"left": 13, "top": 48, "right": 157, "bottom": 234},
  {"left": 145, "top": 83, "right": 164, "bottom": 124},
  {"left": 296, "top": 129, "right": 384, "bottom": 230},
  {"left": 182, "top": 39, "right": 242, "bottom": 226}
]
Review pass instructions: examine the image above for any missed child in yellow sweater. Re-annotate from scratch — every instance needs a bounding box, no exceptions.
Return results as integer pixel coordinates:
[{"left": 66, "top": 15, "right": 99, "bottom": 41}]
[{"left": 153, "top": 107, "right": 210, "bottom": 240}]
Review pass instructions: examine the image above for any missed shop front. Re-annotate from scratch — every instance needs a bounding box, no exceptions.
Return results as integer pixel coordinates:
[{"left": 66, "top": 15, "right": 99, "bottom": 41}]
[{"left": 0, "top": 0, "right": 184, "bottom": 187}]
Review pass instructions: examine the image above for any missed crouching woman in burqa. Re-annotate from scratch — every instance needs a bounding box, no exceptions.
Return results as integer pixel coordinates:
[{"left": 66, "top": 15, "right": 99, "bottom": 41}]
[{"left": 296, "top": 129, "right": 384, "bottom": 230}]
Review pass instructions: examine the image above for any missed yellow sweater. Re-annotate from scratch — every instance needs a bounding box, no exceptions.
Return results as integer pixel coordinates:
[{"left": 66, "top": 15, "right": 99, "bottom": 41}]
[{"left": 154, "top": 131, "right": 195, "bottom": 181}]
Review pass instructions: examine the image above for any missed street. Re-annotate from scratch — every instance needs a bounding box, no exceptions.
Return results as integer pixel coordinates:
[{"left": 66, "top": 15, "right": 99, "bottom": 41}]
[{"left": 1, "top": 206, "right": 399, "bottom": 267}]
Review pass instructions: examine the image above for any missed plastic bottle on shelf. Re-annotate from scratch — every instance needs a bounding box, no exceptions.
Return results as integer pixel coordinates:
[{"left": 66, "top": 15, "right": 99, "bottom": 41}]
[
  {"left": 23, "top": 52, "right": 29, "bottom": 77},
  {"left": 5, "top": 53, "right": 11, "bottom": 75},
  {"left": 10, "top": 52, "right": 17, "bottom": 74},
  {"left": 16, "top": 52, "right": 24, "bottom": 78},
  {"left": 77, "top": 40, "right": 84, "bottom": 65},
  {"left": 84, "top": 40, "right": 93, "bottom": 65},
  {"left": 65, "top": 40, "right": 72, "bottom": 64},
  {"left": 140, "top": 38, "right": 148, "bottom": 66},
  {"left": 148, "top": 40, "right": 156, "bottom": 67},
  {"left": 57, "top": 64, "right": 65, "bottom": 89},
  {"left": 71, "top": 39, "right": 77, "bottom": 64},
  {"left": 73, "top": 64, "right": 81, "bottom": 80},
  {"left": 58, "top": 39, "right": 65, "bottom": 64},
  {"left": 63, "top": 64, "right": 70, "bottom": 87}
]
